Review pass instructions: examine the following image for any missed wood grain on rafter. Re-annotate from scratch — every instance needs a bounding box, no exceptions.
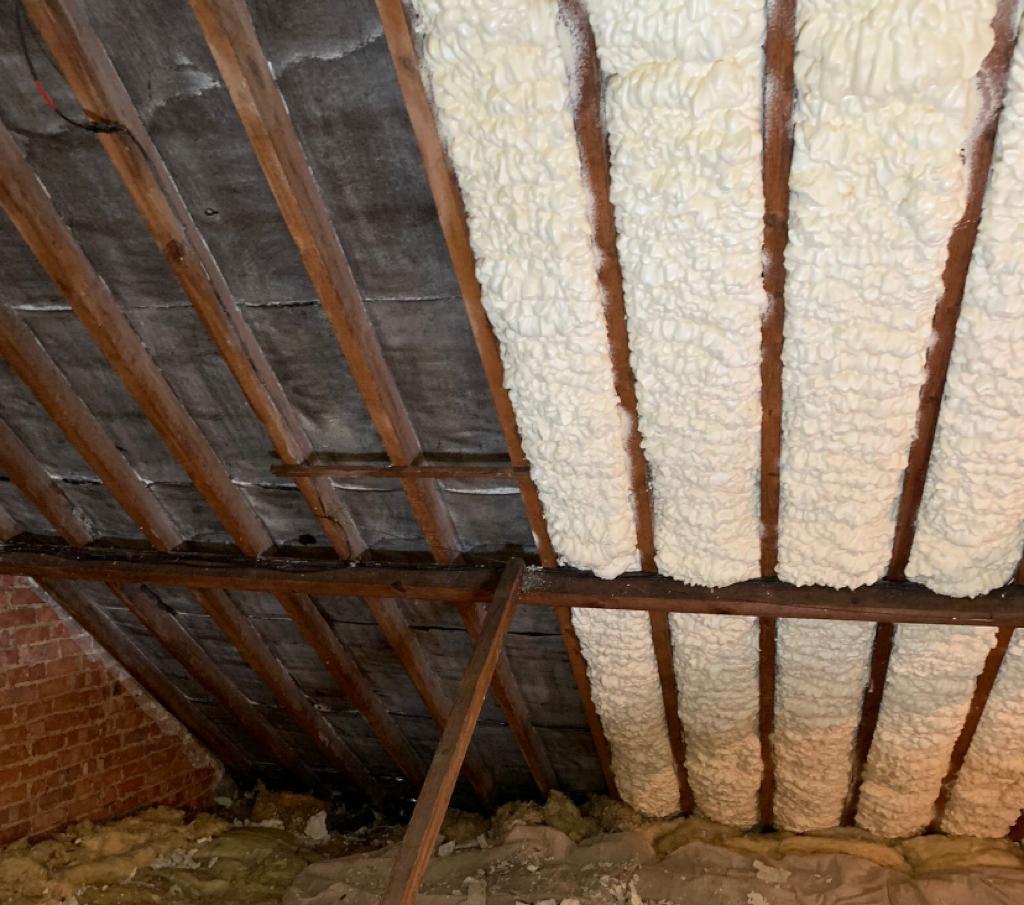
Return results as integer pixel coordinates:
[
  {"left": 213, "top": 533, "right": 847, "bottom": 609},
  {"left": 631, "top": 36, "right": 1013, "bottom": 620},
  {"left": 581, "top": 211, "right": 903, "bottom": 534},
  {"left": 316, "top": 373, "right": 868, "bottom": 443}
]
[
  {"left": 888, "top": 0, "right": 1021, "bottom": 580},
  {"left": 190, "top": 0, "right": 555, "bottom": 798},
  {"left": 21, "top": 0, "right": 362, "bottom": 560},
  {"left": 374, "top": 0, "right": 614, "bottom": 795}
]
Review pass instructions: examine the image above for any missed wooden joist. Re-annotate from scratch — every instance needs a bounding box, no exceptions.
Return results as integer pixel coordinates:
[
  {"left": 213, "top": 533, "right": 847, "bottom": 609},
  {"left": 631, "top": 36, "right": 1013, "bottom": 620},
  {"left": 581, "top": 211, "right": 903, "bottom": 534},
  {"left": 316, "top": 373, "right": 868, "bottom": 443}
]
[
  {"left": 6, "top": 546, "right": 1024, "bottom": 627},
  {"left": 20, "top": 0, "right": 361, "bottom": 560},
  {"left": 841, "top": 622, "right": 895, "bottom": 825},
  {"left": 379, "top": 560, "right": 525, "bottom": 905},
  {"left": 374, "top": 0, "right": 613, "bottom": 796},
  {"left": 757, "top": 617, "right": 778, "bottom": 828},
  {"left": 649, "top": 610, "right": 693, "bottom": 812},
  {"left": 189, "top": 0, "right": 555, "bottom": 798},
  {"left": 887, "top": 0, "right": 1021, "bottom": 580}
]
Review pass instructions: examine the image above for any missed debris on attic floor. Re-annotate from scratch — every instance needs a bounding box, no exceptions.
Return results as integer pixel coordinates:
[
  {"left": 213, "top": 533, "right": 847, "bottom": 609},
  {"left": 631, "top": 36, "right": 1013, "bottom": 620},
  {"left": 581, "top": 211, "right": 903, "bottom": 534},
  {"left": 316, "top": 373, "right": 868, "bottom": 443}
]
[{"left": 4, "top": 789, "right": 1024, "bottom": 905}]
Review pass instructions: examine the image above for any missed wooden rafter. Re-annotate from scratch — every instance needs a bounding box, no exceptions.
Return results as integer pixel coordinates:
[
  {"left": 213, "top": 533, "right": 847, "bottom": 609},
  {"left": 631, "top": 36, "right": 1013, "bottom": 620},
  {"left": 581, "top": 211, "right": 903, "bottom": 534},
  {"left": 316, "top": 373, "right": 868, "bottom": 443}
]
[
  {"left": 21, "top": 0, "right": 361, "bottom": 561},
  {"left": 373, "top": 0, "right": 614, "bottom": 796},
  {"left": 757, "top": 618, "right": 778, "bottom": 828},
  {"left": 8, "top": 546, "right": 1024, "bottom": 627},
  {"left": 0, "top": 306, "right": 182, "bottom": 551},
  {"left": 190, "top": 0, "right": 555, "bottom": 798},
  {"left": 37, "top": 578, "right": 255, "bottom": 776},
  {"left": 841, "top": 622, "right": 895, "bottom": 825},
  {"left": 928, "top": 626, "right": 1014, "bottom": 832},
  {"left": 380, "top": 560, "right": 525, "bottom": 905},
  {"left": 888, "top": 0, "right": 1021, "bottom": 580},
  {"left": 557, "top": 0, "right": 691, "bottom": 809},
  {"left": 0, "top": 118, "right": 271, "bottom": 557},
  {"left": 111, "top": 583, "right": 320, "bottom": 787}
]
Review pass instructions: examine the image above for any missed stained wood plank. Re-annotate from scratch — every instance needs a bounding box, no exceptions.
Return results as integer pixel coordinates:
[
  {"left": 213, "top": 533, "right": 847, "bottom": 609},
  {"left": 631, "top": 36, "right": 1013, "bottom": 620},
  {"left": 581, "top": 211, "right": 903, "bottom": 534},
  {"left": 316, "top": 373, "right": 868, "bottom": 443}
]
[
  {"left": 760, "top": 0, "right": 796, "bottom": 577},
  {"left": 114, "top": 583, "right": 318, "bottom": 785},
  {"left": 0, "top": 306, "right": 182, "bottom": 551},
  {"left": 888, "top": 0, "right": 1021, "bottom": 579},
  {"left": 649, "top": 611, "right": 693, "bottom": 812},
  {"left": 374, "top": 0, "right": 613, "bottom": 793},
  {"left": 21, "top": 0, "right": 361, "bottom": 560},
  {"left": 928, "top": 626, "right": 1014, "bottom": 832},
  {"left": 841, "top": 622, "right": 895, "bottom": 826},
  {"left": 379, "top": 560, "right": 524, "bottom": 905},
  {"left": 758, "top": 617, "right": 777, "bottom": 828},
  {"left": 38, "top": 578, "right": 254, "bottom": 775},
  {"left": 0, "top": 116, "right": 271, "bottom": 557}
]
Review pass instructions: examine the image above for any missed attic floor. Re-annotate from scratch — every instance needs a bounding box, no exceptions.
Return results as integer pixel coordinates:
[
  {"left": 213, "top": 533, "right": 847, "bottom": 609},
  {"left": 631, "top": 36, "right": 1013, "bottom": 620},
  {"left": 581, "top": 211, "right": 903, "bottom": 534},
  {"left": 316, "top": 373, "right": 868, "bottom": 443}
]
[{"left": 3, "top": 789, "right": 1024, "bottom": 905}]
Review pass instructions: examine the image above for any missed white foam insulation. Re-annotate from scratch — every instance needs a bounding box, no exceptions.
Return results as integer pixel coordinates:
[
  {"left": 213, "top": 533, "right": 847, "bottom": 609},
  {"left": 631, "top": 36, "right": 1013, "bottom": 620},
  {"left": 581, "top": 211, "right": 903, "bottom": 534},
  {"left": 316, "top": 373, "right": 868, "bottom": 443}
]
[
  {"left": 778, "top": 0, "right": 999, "bottom": 588},
  {"left": 584, "top": 0, "right": 764, "bottom": 586},
  {"left": 408, "top": 0, "right": 676, "bottom": 816},
  {"left": 773, "top": 619, "right": 875, "bottom": 832},
  {"left": 943, "top": 630, "right": 1024, "bottom": 837},
  {"left": 856, "top": 625, "right": 997, "bottom": 838},
  {"left": 672, "top": 614, "right": 762, "bottom": 826},
  {"left": 907, "top": 10, "right": 1024, "bottom": 599}
]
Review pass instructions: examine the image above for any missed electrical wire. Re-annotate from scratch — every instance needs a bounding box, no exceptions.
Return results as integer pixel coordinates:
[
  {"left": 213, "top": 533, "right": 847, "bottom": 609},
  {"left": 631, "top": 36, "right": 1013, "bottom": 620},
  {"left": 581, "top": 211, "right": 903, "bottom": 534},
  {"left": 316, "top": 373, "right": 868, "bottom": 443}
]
[{"left": 15, "top": 0, "right": 121, "bottom": 134}]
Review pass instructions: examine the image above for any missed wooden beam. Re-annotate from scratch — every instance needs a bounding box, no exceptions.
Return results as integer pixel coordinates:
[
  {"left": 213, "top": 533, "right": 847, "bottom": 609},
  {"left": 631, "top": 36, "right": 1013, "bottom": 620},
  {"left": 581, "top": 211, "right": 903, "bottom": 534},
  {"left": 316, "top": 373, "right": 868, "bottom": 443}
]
[
  {"left": 273, "top": 460, "right": 529, "bottom": 481},
  {"left": 928, "top": 626, "right": 1014, "bottom": 832},
  {"left": 8, "top": 547, "right": 1024, "bottom": 627},
  {"left": 757, "top": 617, "right": 777, "bottom": 828},
  {"left": 558, "top": 0, "right": 654, "bottom": 571},
  {"left": 0, "top": 420, "right": 94, "bottom": 547},
  {"left": 195, "top": 586, "right": 382, "bottom": 803},
  {"left": 364, "top": 597, "right": 495, "bottom": 806},
  {"left": 887, "top": 0, "right": 1021, "bottom": 580},
  {"left": 379, "top": 560, "right": 524, "bottom": 905},
  {"left": 37, "top": 578, "right": 253, "bottom": 775},
  {"left": 112, "top": 583, "right": 319, "bottom": 786},
  {"left": 0, "top": 117, "right": 271, "bottom": 557},
  {"left": 374, "top": 0, "right": 613, "bottom": 794},
  {"left": 760, "top": 0, "right": 796, "bottom": 577},
  {"left": 21, "top": 0, "right": 361, "bottom": 560},
  {"left": 841, "top": 622, "right": 895, "bottom": 825},
  {"left": 0, "top": 504, "right": 18, "bottom": 543},
  {"left": 188, "top": 0, "right": 553, "bottom": 796},
  {"left": 274, "top": 591, "right": 426, "bottom": 786},
  {"left": 1010, "top": 810, "right": 1024, "bottom": 842},
  {"left": 0, "top": 306, "right": 182, "bottom": 551},
  {"left": 649, "top": 611, "right": 693, "bottom": 812}
]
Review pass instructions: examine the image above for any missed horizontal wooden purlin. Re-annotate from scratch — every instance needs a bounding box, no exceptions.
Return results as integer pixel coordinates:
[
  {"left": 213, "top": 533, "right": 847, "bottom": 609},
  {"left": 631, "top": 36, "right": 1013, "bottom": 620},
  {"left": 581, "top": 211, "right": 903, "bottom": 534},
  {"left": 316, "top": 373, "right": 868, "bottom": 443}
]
[
  {"left": 3, "top": 545, "right": 1024, "bottom": 625},
  {"left": 272, "top": 459, "right": 528, "bottom": 481}
]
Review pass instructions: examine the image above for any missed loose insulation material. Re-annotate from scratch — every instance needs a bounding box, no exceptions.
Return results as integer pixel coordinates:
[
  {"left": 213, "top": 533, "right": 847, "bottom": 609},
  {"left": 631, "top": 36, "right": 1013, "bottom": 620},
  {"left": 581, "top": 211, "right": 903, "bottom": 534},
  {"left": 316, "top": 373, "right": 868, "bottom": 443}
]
[
  {"left": 856, "top": 625, "right": 997, "bottom": 838},
  {"left": 584, "top": 0, "right": 765, "bottom": 587},
  {"left": 943, "top": 630, "right": 1024, "bottom": 837},
  {"left": 773, "top": 619, "right": 875, "bottom": 832},
  {"left": 907, "top": 10, "right": 1024, "bottom": 599},
  {"left": 407, "top": 0, "right": 638, "bottom": 579},
  {"left": 671, "top": 614, "right": 762, "bottom": 827},
  {"left": 778, "top": 0, "right": 999, "bottom": 588},
  {"left": 408, "top": 0, "right": 676, "bottom": 816}
]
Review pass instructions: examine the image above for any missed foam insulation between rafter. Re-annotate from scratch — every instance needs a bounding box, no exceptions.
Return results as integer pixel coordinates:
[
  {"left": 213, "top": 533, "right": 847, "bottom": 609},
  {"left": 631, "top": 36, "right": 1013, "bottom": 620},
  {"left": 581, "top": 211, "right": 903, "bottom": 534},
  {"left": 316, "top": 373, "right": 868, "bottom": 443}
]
[
  {"left": 943, "top": 630, "right": 1024, "bottom": 837},
  {"left": 907, "top": 9, "right": 1024, "bottom": 599},
  {"left": 584, "top": 0, "right": 764, "bottom": 587},
  {"left": 778, "top": 0, "right": 999, "bottom": 588},
  {"left": 407, "top": 0, "right": 676, "bottom": 816},
  {"left": 856, "top": 625, "right": 997, "bottom": 838}
]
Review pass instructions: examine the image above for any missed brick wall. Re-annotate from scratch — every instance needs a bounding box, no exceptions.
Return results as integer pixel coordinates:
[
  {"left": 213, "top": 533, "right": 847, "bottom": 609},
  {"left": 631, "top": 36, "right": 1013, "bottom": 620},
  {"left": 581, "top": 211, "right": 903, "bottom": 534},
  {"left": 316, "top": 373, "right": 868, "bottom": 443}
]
[{"left": 0, "top": 575, "right": 223, "bottom": 844}]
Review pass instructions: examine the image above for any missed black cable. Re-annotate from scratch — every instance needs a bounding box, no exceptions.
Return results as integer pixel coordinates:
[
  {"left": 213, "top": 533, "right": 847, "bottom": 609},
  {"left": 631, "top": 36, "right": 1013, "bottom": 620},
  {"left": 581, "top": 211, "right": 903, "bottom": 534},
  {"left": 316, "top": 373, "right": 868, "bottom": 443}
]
[{"left": 15, "top": 0, "right": 121, "bottom": 134}]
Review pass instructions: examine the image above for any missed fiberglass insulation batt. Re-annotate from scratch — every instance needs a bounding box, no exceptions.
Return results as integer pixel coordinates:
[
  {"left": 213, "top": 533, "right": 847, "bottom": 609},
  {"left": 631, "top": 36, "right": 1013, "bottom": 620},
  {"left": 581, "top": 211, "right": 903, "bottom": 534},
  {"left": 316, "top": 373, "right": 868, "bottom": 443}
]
[
  {"left": 777, "top": 0, "right": 999, "bottom": 589},
  {"left": 583, "top": 0, "right": 765, "bottom": 826},
  {"left": 408, "top": 0, "right": 677, "bottom": 816},
  {"left": 907, "top": 8, "right": 1024, "bottom": 599}
]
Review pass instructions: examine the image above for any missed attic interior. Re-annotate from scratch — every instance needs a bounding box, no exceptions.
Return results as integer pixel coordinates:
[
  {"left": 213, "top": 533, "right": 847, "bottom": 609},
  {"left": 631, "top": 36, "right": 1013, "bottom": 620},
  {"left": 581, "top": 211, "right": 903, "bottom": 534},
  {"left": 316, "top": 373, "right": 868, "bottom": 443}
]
[{"left": 2, "top": 0, "right": 1024, "bottom": 902}]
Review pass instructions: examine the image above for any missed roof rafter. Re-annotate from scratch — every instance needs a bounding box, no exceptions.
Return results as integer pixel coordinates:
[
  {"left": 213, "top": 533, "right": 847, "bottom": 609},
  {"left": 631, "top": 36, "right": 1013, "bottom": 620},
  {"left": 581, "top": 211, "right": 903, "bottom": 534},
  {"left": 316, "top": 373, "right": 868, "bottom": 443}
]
[
  {"left": 189, "top": 0, "right": 555, "bottom": 798},
  {"left": 888, "top": 0, "right": 1021, "bottom": 580},
  {"left": 374, "top": 0, "right": 612, "bottom": 796}
]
